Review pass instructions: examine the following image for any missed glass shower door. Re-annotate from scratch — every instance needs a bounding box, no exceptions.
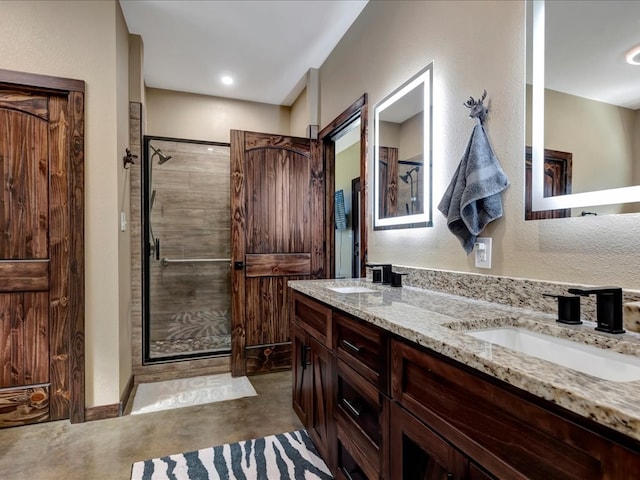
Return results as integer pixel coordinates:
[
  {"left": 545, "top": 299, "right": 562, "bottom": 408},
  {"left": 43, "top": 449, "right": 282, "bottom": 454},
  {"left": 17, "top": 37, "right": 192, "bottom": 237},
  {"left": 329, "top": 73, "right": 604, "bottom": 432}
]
[{"left": 143, "top": 137, "right": 231, "bottom": 362}]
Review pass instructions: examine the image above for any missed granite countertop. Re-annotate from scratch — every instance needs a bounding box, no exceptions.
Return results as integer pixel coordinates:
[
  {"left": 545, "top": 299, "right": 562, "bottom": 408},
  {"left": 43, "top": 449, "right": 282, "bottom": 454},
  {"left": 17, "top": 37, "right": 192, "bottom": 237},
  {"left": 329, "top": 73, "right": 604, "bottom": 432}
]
[{"left": 288, "top": 278, "right": 640, "bottom": 442}]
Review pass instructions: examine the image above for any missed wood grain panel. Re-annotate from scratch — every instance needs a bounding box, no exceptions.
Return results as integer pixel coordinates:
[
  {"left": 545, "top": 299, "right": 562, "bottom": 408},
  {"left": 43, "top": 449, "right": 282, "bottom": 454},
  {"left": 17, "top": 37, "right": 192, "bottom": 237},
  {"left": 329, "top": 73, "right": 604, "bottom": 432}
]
[
  {"left": 310, "top": 139, "right": 324, "bottom": 278},
  {"left": 0, "top": 109, "right": 48, "bottom": 259},
  {"left": 0, "top": 261, "right": 49, "bottom": 291},
  {"left": 0, "top": 68, "right": 84, "bottom": 93},
  {"left": 0, "top": 91, "right": 48, "bottom": 119},
  {"left": 67, "top": 89, "right": 85, "bottom": 424},
  {"left": 0, "top": 385, "right": 49, "bottom": 427},
  {"left": 244, "top": 131, "right": 310, "bottom": 155},
  {"left": 230, "top": 130, "right": 247, "bottom": 376},
  {"left": 245, "top": 253, "right": 310, "bottom": 277},
  {"left": 245, "top": 343, "right": 291, "bottom": 374},
  {"left": 48, "top": 94, "right": 70, "bottom": 420},
  {"left": 0, "top": 292, "right": 49, "bottom": 387}
]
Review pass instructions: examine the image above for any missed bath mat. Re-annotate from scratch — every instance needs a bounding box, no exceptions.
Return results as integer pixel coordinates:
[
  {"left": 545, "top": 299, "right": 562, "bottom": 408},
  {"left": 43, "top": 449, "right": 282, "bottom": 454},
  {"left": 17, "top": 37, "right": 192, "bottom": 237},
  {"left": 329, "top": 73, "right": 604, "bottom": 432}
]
[
  {"left": 130, "top": 429, "right": 333, "bottom": 480},
  {"left": 130, "top": 373, "right": 257, "bottom": 415}
]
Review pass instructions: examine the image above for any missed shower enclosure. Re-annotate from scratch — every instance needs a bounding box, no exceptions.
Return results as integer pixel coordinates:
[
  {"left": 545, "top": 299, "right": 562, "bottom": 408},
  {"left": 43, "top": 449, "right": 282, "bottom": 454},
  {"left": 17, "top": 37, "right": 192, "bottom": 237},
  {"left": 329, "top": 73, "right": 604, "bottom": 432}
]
[{"left": 143, "top": 136, "right": 232, "bottom": 362}]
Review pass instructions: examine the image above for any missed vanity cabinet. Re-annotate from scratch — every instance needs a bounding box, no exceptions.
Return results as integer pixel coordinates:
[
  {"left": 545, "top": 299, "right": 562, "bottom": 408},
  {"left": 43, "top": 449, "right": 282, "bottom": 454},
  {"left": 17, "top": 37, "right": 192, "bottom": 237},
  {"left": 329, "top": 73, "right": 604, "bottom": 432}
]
[
  {"left": 391, "top": 338, "right": 640, "bottom": 480},
  {"left": 291, "top": 293, "right": 333, "bottom": 465},
  {"left": 290, "top": 289, "right": 640, "bottom": 480}
]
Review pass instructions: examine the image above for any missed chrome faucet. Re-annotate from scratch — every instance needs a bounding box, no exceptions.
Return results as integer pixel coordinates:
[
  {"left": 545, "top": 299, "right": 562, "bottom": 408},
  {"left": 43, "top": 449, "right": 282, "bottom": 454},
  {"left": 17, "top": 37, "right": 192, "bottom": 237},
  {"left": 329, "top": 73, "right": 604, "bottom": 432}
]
[{"left": 567, "top": 286, "right": 625, "bottom": 334}]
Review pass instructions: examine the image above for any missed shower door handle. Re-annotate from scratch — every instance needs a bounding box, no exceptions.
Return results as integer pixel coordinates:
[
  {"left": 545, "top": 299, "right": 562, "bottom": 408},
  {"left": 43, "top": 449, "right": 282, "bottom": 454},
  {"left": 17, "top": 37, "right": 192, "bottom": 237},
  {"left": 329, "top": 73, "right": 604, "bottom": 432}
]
[{"left": 234, "top": 261, "right": 245, "bottom": 270}]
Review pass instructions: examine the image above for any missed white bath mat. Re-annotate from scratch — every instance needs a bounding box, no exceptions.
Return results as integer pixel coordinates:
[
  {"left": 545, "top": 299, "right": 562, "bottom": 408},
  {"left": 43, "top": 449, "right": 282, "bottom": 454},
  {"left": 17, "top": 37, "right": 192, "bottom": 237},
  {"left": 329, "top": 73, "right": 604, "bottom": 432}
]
[{"left": 131, "top": 373, "right": 257, "bottom": 415}]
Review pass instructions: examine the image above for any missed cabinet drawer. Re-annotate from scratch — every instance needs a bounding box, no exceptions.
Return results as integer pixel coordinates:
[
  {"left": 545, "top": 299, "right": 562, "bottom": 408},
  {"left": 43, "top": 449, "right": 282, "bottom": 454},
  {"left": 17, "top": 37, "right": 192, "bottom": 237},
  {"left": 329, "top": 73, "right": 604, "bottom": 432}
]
[
  {"left": 391, "top": 338, "right": 640, "bottom": 480},
  {"left": 335, "top": 359, "right": 388, "bottom": 477},
  {"left": 333, "top": 311, "right": 388, "bottom": 392},
  {"left": 293, "top": 292, "right": 332, "bottom": 347},
  {"left": 336, "top": 420, "right": 382, "bottom": 480}
]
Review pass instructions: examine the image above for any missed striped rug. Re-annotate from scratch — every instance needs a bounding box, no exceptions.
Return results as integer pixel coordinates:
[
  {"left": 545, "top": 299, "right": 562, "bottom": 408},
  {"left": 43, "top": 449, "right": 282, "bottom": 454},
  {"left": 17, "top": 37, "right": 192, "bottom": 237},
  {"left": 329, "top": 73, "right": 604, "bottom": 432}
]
[{"left": 130, "top": 430, "right": 333, "bottom": 480}]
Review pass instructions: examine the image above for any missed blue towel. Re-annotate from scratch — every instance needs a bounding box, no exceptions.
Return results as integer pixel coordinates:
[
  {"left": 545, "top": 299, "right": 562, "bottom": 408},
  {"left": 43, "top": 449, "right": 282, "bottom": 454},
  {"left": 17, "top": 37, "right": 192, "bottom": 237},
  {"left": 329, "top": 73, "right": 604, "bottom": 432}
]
[{"left": 437, "top": 124, "right": 509, "bottom": 254}]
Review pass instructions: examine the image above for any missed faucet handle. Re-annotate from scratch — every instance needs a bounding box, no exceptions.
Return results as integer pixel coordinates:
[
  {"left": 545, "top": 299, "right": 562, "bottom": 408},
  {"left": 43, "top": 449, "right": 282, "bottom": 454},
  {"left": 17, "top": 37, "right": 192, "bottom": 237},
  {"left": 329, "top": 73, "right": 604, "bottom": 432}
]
[{"left": 543, "top": 293, "right": 582, "bottom": 325}]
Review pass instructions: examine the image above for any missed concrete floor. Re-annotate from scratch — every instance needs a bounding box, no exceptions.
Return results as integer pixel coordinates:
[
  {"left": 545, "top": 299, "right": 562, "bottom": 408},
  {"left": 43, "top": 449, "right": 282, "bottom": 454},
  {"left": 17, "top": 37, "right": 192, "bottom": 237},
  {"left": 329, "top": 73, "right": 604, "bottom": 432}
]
[{"left": 0, "top": 371, "right": 302, "bottom": 480}]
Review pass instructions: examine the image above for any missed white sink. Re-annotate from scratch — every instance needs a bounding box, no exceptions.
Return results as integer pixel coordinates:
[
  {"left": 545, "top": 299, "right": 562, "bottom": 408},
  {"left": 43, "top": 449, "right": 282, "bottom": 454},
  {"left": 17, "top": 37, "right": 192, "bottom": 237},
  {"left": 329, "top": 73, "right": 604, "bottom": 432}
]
[
  {"left": 327, "top": 286, "right": 376, "bottom": 294},
  {"left": 466, "top": 327, "right": 640, "bottom": 383}
]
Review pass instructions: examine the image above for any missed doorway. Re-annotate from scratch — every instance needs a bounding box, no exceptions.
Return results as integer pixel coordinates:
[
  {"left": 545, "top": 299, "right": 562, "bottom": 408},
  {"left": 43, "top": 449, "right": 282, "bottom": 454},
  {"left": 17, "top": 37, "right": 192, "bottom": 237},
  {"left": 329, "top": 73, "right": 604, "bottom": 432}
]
[
  {"left": 320, "top": 94, "right": 368, "bottom": 278},
  {"left": 142, "top": 136, "right": 232, "bottom": 363}
]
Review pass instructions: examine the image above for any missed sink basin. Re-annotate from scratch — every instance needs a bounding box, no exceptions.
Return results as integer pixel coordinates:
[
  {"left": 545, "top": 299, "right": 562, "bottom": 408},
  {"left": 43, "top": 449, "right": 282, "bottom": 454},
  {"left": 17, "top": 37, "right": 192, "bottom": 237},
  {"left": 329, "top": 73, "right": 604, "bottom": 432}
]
[
  {"left": 466, "top": 327, "right": 640, "bottom": 383},
  {"left": 327, "top": 286, "right": 376, "bottom": 294}
]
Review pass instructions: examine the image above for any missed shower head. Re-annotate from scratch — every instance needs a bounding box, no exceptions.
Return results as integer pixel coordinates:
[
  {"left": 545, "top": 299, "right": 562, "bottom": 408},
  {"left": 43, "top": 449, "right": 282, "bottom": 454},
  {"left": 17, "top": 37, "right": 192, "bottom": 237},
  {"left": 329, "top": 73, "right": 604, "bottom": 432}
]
[
  {"left": 149, "top": 144, "right": 172, "bottom": 165},
  {"left": 399, "top": 166, "right": 420, "bottom": 183}
]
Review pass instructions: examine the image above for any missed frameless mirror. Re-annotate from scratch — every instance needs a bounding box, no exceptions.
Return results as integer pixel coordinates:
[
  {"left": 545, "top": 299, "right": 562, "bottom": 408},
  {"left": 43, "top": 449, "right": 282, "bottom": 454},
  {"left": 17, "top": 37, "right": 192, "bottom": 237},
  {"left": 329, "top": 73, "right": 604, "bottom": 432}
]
[
  {"left": 526, "top": 0, "right": 640, "bottom": 220},
  {"left": 374, "top": 63, "right": 432, "bottom": 229}
]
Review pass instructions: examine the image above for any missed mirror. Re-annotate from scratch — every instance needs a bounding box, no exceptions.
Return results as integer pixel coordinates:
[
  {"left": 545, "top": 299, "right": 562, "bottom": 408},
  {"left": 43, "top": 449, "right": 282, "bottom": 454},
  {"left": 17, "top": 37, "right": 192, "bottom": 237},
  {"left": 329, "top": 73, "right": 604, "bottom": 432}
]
[
  {"left": 526, "top": 0, "right": 640, "bottom": 219},
  {"left": 374, "top": 63, "right": 432, "bottom": 229}
]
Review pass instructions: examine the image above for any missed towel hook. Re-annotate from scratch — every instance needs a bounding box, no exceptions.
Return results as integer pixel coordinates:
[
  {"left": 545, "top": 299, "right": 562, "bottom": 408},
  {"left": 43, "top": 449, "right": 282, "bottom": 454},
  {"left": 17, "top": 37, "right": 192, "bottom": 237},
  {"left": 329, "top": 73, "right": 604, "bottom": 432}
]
[{"left": 464, "top": 90, "right": 488, "bottom": 125}]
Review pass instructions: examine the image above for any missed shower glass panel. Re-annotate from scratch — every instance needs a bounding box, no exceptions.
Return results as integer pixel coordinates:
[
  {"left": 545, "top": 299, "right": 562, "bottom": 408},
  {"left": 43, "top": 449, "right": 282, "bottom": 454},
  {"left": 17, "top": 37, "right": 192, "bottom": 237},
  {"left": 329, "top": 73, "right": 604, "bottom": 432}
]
[{"left": 143, "top": 136, "right": 231, "bottom": 362}]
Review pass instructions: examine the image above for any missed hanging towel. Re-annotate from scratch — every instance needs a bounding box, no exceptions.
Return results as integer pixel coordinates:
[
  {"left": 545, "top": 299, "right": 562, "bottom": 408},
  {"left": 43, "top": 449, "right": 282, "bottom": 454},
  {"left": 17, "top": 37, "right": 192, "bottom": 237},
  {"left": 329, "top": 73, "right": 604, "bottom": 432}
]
[{"left": 437, "top": 124, "right": 509, "bottom": 254}]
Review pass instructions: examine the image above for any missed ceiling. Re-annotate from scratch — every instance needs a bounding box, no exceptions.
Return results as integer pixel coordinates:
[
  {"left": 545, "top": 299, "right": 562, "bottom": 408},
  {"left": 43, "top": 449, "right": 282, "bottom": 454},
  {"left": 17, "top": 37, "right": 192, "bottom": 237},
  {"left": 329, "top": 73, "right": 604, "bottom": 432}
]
[{"left": 119, "top": 0, "right": 368, "bottom": 106}]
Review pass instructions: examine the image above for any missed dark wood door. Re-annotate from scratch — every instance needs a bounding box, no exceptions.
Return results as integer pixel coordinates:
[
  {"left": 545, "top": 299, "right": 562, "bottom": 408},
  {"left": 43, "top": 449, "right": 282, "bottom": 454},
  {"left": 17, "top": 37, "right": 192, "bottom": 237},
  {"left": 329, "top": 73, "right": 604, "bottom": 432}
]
[
  {"left": 525, "top": 147, "right": 572, "bottom": 220},
  {"left": 230, "top": 131, "right": 324, "bottom": 376},
  {"left": 0, "top": 88, "right": 75, "bottom": 427},
  {"left": 390, "top": 401, "right": 467, "bottom": 480},
  {"left": 292, "top": 323, "right": 312, "bottom": 426}
]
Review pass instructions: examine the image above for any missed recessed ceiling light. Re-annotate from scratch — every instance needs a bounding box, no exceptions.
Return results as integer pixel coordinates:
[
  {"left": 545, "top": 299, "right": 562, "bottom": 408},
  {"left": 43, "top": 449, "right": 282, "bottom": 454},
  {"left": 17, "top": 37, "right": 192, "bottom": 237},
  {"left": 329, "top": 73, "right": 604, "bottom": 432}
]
[
  {"left": 221, "top": 76, "right": 234, "bottom": 85},
  {"left": 625, "top": 45, "right": 640, "bottom": 65}
]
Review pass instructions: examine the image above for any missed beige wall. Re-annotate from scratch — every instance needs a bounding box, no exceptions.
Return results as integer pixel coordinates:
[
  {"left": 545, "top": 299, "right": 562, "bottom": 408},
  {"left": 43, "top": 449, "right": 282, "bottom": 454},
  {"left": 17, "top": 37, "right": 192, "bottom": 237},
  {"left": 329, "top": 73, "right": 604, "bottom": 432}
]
[
  {"left": 320, "top": 0, "right": 640, "bottom": 290},
  {"left": 0, "top": 0, "right": 125, "bottom": 406},
  {"left": 290, "top": 86, "right": 309, "bottom": 138},
  {"left": 146, "top": 88, "right": 290, "bottom": 143}
]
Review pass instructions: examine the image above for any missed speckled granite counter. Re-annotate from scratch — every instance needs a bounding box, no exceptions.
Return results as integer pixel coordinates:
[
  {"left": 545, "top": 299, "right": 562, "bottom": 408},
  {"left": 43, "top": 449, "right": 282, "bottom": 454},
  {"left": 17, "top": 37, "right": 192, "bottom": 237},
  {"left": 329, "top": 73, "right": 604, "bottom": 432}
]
[{"left": 288, "top": 278, "right": 640, "bottom": 442}]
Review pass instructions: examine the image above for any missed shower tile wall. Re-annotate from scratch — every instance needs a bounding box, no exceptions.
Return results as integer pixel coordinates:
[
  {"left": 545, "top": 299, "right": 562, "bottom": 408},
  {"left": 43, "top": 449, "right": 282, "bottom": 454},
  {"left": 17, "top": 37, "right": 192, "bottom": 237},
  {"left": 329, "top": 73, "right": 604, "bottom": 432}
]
[{"left": 149, "top": 140, "right": 231, "bottom": 358}]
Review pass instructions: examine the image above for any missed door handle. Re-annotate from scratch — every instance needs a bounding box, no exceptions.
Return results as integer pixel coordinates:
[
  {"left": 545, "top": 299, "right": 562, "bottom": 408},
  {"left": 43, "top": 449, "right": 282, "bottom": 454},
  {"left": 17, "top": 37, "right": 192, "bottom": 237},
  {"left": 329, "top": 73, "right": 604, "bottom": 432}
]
[{"left": 234, "top": 261, "right": 245, "bottom": 270}]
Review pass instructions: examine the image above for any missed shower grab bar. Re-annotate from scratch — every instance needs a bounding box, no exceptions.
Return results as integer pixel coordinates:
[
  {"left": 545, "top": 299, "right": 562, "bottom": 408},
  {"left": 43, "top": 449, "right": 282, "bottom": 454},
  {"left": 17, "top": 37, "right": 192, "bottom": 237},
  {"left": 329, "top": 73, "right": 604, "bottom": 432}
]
[{"left": 160, "top": 257, "right": 231, "bottom": 267}]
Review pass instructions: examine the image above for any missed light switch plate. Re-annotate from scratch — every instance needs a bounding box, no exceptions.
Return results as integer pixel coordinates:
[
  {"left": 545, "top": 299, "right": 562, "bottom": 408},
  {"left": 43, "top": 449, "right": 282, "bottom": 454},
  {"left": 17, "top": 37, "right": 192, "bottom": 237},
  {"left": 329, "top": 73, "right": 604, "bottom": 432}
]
[
  {"left": 475, "top": 237, "right": 492, "bottom": 269},
  {"left": 120, "top": 211, "right": 127, "bottom": 232}
]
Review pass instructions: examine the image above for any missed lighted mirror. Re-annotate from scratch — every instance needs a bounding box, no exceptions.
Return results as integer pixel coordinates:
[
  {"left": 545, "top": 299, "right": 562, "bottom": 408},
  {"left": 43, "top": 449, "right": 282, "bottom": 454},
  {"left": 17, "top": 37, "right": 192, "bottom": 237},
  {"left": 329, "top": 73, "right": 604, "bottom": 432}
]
[
  {"left": 526, "top": 0, "right": 640, "bottom": 220},
  {"left": 374, "top": 64, "right": 432, "bottom": 229}
]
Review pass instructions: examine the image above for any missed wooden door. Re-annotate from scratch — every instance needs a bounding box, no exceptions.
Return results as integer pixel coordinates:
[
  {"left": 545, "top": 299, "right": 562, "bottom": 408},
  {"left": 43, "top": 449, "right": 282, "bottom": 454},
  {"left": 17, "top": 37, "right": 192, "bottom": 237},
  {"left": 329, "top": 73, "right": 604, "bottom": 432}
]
[
  {"left": 230, "top": 131, "right": 324, "bottom": 376},
  {"left": 390, "top": 401, "right": 467, "bottom": 480},
  {"left": 0, "top": 72, "right": 84, "bottom": 427},
  {"left": 525, "top": 147, "right": 572, "bottom": 220},
  {"left": 291, "top": 323, "right": 311, "bottom": 426}
]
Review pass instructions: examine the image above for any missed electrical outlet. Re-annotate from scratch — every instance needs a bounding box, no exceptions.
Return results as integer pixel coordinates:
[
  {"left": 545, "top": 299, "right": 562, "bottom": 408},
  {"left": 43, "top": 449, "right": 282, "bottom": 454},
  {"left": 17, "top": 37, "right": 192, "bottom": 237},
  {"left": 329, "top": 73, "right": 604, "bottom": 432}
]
[{"left": 475, "top": 237, "right": 492, "bottom": 269}]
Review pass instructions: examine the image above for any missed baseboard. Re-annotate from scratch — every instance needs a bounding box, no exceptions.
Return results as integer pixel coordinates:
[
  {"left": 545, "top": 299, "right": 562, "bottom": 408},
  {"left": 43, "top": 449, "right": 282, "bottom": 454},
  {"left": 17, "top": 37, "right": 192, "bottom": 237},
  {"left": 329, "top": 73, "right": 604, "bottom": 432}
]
[
  {"left": 83, "top": 374, "right": 134, "bottom": 421},
  {"left": 119, "top": 374, "right": 135, "bottom": 416},
  {"left": 84, "top": 403, "right": 119, "bottom": 422}
]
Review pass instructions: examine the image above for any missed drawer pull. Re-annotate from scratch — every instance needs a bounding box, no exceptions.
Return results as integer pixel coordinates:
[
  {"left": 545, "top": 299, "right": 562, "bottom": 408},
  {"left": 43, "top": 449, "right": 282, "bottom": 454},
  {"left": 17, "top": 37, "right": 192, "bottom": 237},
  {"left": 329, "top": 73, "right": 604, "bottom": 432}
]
[
  {"left": 301, "top": 344, "right": 312, "bottom": 369},
  {"left": 342, "top": 398, "right": 362, "bottom": 417},
  {"left": 342, "top": 339, "right": 361, "bottom": 353},
  {"left": 340, "top": 467, "right": 356, "bottom": 480}
]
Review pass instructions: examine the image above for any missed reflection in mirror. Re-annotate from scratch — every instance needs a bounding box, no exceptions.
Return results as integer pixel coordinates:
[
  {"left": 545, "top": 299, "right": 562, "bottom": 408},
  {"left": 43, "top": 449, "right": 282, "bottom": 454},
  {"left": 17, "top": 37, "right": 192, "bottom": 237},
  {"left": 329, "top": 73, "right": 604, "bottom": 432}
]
[
  {"left": 374, "top": 63, "right": 432, "bottom": 229},
  {"left": 526, "top": 0, "right": 640, "bottom": 219}
]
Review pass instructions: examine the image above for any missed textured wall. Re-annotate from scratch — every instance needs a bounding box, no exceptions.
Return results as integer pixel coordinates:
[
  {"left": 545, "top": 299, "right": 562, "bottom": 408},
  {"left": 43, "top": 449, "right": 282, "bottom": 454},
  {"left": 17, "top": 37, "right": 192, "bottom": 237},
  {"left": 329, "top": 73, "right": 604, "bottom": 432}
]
[
  {"left": 0, "top": 0, "right": 125, "bottom": 406},
  {"left": 146, "top": 88, "right": 290, "bottom": 143},
  {"left": 320, "top": 0, "right": 640, "bottom": 290}
]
